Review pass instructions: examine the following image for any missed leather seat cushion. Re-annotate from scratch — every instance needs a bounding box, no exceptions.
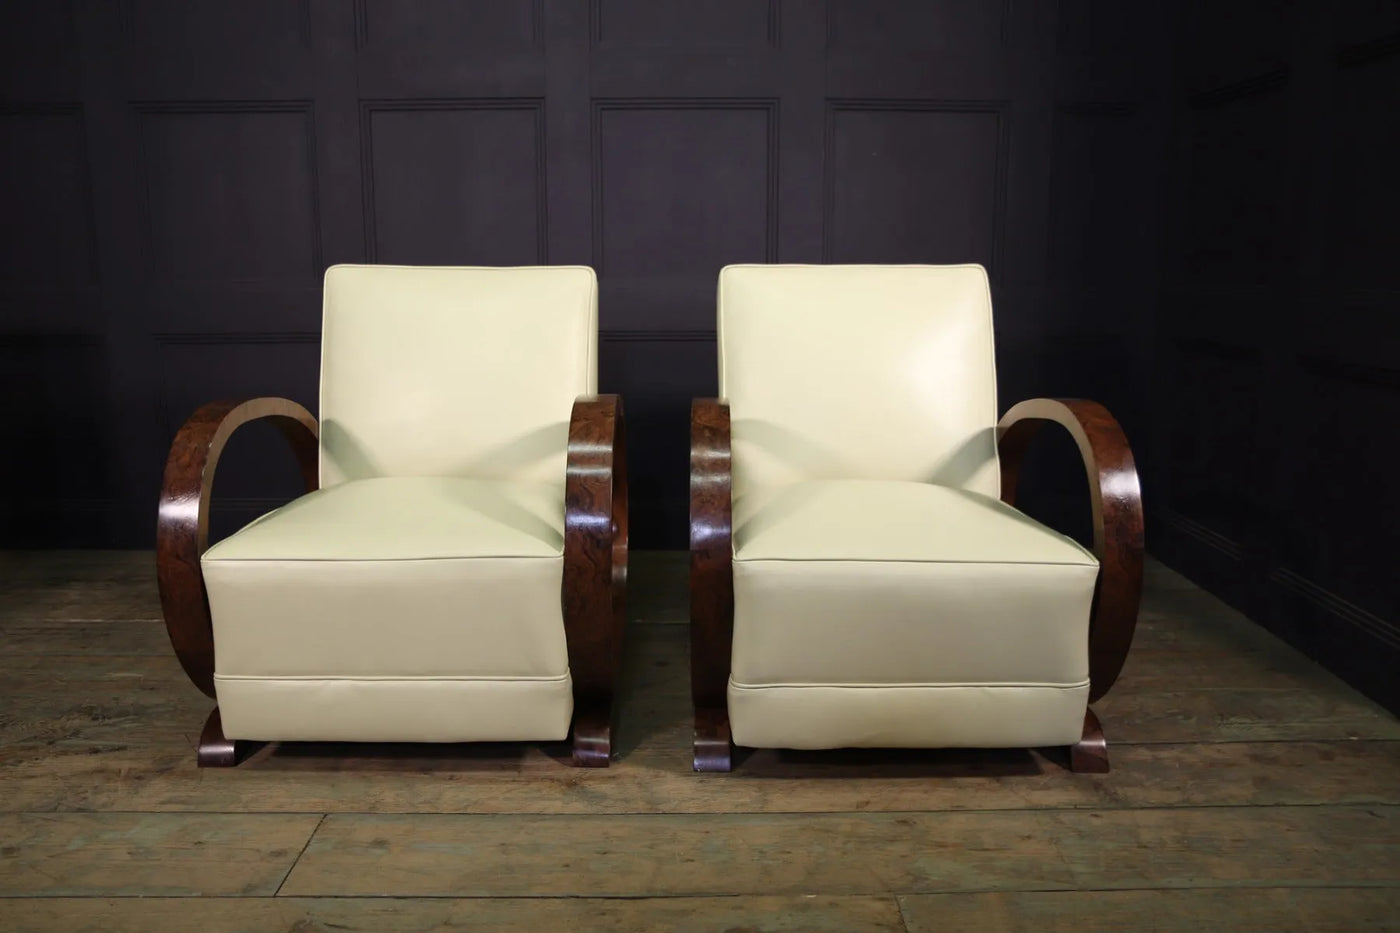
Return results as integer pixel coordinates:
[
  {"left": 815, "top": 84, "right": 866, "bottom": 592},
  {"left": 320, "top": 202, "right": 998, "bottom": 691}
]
[
  {"left": 201, "top": 476, "right": 573, "bottom": 742},
  {"left": 728, "top": 480, "right": 1099, "bottom": 748}
]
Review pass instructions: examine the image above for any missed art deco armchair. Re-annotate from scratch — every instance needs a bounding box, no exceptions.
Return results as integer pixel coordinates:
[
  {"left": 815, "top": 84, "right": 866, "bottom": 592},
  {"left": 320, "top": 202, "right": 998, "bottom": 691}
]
[
  {"left": 157, "top": 265, "right": 627, "bottom": 768},
  {"left": 690, "top": 264, "right": 1142, "bottom": 772}
]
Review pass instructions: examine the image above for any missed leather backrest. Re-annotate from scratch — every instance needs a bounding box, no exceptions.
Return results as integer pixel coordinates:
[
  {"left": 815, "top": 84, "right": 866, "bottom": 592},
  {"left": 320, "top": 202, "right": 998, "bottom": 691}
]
[
  {"left": 718, "top": 263, "right": 1000, "bottom": 500},
  {"left": 319, "top": 264, "right": 597, "bottom": 487}
]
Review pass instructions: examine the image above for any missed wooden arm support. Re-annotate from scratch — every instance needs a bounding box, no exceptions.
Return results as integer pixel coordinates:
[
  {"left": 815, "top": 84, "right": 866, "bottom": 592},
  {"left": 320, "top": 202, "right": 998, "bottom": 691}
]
[
  {"left": 563, "top": 394, "right": 629, "bottom": 766},
  {"left": 689, "top": 398, "right": 734, "bottom": 771},
  {"left": 156, "top": 398, "right": 319, "bottom": 699},
  {"left": 997, "top": 398, "right": 1144, "bottom": 703}
]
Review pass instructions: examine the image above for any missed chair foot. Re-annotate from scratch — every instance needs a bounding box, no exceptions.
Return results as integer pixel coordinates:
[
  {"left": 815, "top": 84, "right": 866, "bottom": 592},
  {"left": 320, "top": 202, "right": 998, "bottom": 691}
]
[
  {"left": 1069, "top": 707, "right": 1110, "bottom": 773},
  {"left": 197, "top": 707, "right": 243, "bottom": 768},
  {"left": 572, "top": 703, "right": 612, "bottom": 768},
  {"left": 694, "top": 707, "right": 732, "bottom": 772}
]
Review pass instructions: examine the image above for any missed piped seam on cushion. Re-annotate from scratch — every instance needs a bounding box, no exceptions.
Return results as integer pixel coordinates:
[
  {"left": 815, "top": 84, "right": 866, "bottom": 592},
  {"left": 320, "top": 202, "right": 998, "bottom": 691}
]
[
  {"left": 732, "top": 555, "right": 1099, "bottom": 567},
  {"left": 729, "top": 678, "right": 1090, "bottom": 690},
  {"left": 215, "top": 672, "right": 571, "bottom": 683},
  {"left": 202, "top": 554, "right": 565, "bottom": 564}
]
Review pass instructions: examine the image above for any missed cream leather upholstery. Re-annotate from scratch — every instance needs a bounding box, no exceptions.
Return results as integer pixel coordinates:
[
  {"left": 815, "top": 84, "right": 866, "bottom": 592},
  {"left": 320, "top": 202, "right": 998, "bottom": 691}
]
[
  {"left": 719, "top": 264, "right": 1000, "bottom": 503},
  {"left": 320, "top": 264, "right": 597, "bottom": 487},
  {"left": 203, "top": 265, "right": 597, "bottom": 743},
  {"left": 718, "top": 265, "right": 1098, "bottom": 751}
]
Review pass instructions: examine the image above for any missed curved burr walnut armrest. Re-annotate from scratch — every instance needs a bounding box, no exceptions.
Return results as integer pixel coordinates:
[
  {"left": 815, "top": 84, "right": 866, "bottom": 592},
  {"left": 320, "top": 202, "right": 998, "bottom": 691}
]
[
  {"left": 689, "top": 398, "right": 734, "bottom": 772},
  {"left": 156, "top": 398, "right": 319, "bottom": 699},
  {"left": 563, "top": 394, "right": 629, "bottom": 767},
  {"left": 997, "top": 398, "right": 1144, "bottom": 704}
]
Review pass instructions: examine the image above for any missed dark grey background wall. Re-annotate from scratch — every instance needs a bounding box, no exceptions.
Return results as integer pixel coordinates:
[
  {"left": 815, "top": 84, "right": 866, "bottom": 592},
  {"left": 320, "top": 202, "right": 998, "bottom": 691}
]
[
  {"left": 1, "top": 2, "right": 1395, "bottom": 710},
  {"left": 1148, "top": 1, "right": 1400, "bottom": 711}
]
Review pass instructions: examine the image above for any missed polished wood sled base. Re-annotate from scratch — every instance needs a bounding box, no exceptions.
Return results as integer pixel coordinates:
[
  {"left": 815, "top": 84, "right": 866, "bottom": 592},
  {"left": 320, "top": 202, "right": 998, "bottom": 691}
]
[
  {"left": 693, "top": 707, "right": 733, "bottom": 772},
  {"left": 197, "top": 708, "right": 245, "bottom": 768},
  {"left": 571, "top": 702, "right": 614, "bottom": 768},
  {"left": 1069, "top": 707, "right": 1110, "bottom": 773},
  {"left": 692, "top": 707, "right": 1110, "bottom": 774}
]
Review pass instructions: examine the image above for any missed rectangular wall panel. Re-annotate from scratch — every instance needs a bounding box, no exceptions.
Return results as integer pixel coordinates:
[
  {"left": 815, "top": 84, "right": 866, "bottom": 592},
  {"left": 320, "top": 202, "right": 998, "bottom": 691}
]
[
  {"left": 136, "top": 103, "right": 320, "bottom": 282},
  {"left": 1164, "top": 338, "right": 1264, "bottom": 549},
  {"left": 1057, "top": 0, "right": 1142, "bottom": 57},
  {"left": 592, "top": 0, "right": 776, "bottom": 48},
  {"left": 827, "top": 0, "right": 1007, "bottom": 49},
  {"left": 824, "top": 102, "right": 1006, "bottom": 268},
  {"left": 0, "top": 106, "right": 95, "bottom": 286},
  {"left": 1049, "top": 105, "right": 1139, "bottom": 290},
  {"left": 1181, "top": 79, "right": 1289, "bottom": 287},
  {"left": 0, "top": 335, "right": 110, "bottom": 545},
  {"left": 1275, "top": 358, "right": 1400, "bottom": 626},
  {"left": 594, "top": 100, "right": 776, "bottom": 279},
  {"left": 128, "top": 0, "right": 309, "bottom": 53},
  {"left": 0, "top": 1, "right": 77, "bottom": 96},
  {"left": 1328, "top": 47, "right": 1400, "bottom": 290},
  {"left": 1181, "top": 0, "right": 1292, "bottom": 89},
  {"left": 357, "top": 0, "right": 540, "bottom": 51},
  {"left": 362, "top": 101, "right": 545, "bottom": 265}
]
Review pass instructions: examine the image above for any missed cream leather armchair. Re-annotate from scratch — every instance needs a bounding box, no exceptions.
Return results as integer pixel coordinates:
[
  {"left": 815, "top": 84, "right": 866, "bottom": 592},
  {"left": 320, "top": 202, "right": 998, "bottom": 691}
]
[
  {"left": 690, "top": 264, "right": 1142, "bottom": 773},
  {"left": 157, "top": 265, "right": 627, "bottom": 768}
]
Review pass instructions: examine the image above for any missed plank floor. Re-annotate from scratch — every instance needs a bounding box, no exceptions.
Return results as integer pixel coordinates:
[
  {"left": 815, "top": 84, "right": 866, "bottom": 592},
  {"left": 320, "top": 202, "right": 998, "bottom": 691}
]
[{"left": 0, "top": 550, "right": 1397, "bottom": 931}]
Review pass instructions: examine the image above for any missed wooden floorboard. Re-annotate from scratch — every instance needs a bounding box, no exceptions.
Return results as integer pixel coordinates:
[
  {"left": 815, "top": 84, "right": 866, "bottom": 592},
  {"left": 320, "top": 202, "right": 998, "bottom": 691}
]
[
  {"left": 0, "top": 551, "right": 1396, "bottom": 931},
  {"left": 898, "top": 888, "right": 1400, "bottom": 932},
  {"left": 276, "top": 807, "right": 1400, "bottom": 897},
  {"left": 1, "top": 740, "right": 1398, "bottom": 815},
  {"left": 0, "top": 896, "right": 907, "bottom": 933},
  {"left": 0, "top": 812, "right": 322, "bottom": 896}
]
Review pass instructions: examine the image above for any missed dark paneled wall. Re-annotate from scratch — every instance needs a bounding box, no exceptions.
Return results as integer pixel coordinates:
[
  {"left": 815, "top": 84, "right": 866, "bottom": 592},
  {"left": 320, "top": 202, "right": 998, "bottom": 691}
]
[
  {"left": 0, "top": 0, "right": 1169, "bottom": 550},
  {"left": 1149, "top": 1, "right": 1400, "bottom": 711},
  {"left": 4, "top": 2, "right": 1393, "bottom": 708}
]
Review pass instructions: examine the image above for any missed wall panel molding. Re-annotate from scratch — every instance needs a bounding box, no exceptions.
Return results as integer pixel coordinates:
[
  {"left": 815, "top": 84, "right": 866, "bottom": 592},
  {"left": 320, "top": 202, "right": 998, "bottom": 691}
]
[
  {"left": 591, "top": 98, "right": 779, "bottom": 275},
  {"left": 0, "top": 102, "right": 98, "bottom": 287},
  {"left": 822, "top": 99, "right": 1009, "bottom": 270},
  {"left": 354, "top": 0, "right": 543, "bottom": 52},
  {"left": 1187, "top": 68, "right": 1289, "bottom": 108},
  {"left": 591, "top": 0, "right": 779, "bottom": 49},
  {"left": 602, "top": 329, "right": 714, "bottom": 342},
  {"left": 1337, "top": 31, "right": 1400, "bottom": 68},
  {"left": 122, "top": 0, "right": 312, "bottom": 50},
  {"left": 1156, "top": 507, "right": 1244, "bottom": 561},
  {"left": 826, "top": 0, "right": 1011, "bottom": 49},
  {"left": 1046, "top": 101, "right": 1139, "bottom": 291},
  {"left": 133, "top": 100, "right": 321, "bottom": 283},
  {"left": 1299, "top": 354, "right": 1400, "bottom": 391},
  {"left": 152, "top": 331, "right": 321, "bottom": 346},
  {"left": 359, "top": 98, "right": 547, "bottom": 265},
  {"left": 1271, "top": 567, "right": 1400, "bottom": 650}
]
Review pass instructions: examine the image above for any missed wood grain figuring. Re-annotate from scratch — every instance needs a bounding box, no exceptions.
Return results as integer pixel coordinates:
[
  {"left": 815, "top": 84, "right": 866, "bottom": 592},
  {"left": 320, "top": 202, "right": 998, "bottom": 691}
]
[
  {"left": 279, "top": 806, "right": 1400, "bottom": 897},
  {"left": 688, "top": 398, "right": 734, "bottom": 772},
  {"left": 998, "top": 397, "right": 1144, "bottom": 704},
  {"left": 0, "top": 812, "right": 322, "bottom": 896},
  {"left": 562, "top": 394, "right": 629, "bottom": 767},
  {"left": 155, "top": 397, "right": 318, "bottom": 700},
  {"left": 899, "top": 889, "right": 1400, "bottom": 933},
  {"left": 0, "top": 896, "right": 909, "bottom": 933},
  {"left": 155, "top": 397, "right": 318, "bottom": 768},
  {"left": 4, "top": 728, "right": 1399, "bottom": 816}
]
